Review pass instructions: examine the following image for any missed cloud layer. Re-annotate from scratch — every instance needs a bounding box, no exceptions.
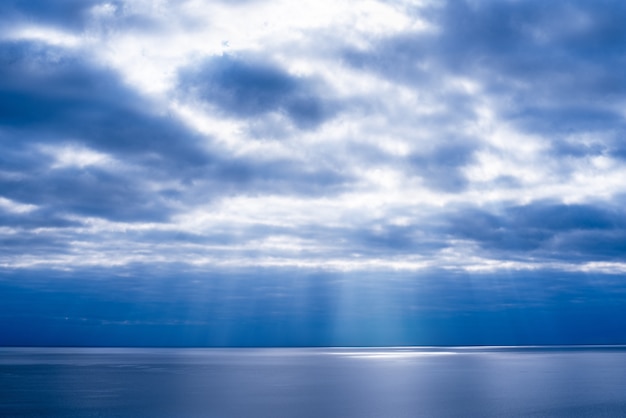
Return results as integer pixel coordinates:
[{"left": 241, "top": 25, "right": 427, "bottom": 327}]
[
  {"left": 2, "top": 0, "right": 626, "bottom": 345},
  {"left": 2, "top": 0, "right": 626, "bottom": 271}
]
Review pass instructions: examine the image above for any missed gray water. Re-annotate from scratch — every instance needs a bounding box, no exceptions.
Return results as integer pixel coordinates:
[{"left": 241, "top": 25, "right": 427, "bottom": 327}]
[{"left": 1, "top": 346, "right": 626, "bottom": 417}]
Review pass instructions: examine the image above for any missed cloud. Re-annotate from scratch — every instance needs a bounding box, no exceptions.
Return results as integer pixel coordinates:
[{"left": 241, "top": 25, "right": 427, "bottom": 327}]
[
  {"left": 0, "top": 41, "right": 211, "bottom": 167},
  {"left": 407, "top": 141, "right": 477, "bottom": 192},
  {"left": 0, "top": 40, "right": 209, "bottom": 223},
  {"left": 0, "top": 38, "right": 354, "bottom": 228},
  {"left": 0, "top": 166, "right": 172, "bottom": 222},
  {"left": 0, "top": 233, "right": 72, "bottom": 258},
  {"left": 0, "top": 0, "right": 107, "bottom": 30},
  {"left": 178, "top": 55, "right": 337, "bottom": 129},
  {"left": 344, "top": 0, "right": 626, "bottom": 162},
  {"left": 448, "top": 202, "right": 626, "bottom": 261},
  {"left": 0, "top": 207, "right": 79, "bottom": 229}
]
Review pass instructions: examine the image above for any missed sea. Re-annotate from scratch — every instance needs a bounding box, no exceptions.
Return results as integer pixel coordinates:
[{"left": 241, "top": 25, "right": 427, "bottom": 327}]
[{"left": 1, "top": 346, "right": 626, "bottom": 417}]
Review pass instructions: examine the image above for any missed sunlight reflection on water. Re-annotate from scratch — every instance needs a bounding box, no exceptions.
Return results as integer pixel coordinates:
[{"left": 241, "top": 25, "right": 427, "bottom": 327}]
[{"left": 1, "top": 346, "right": 626, "bottom": 418}]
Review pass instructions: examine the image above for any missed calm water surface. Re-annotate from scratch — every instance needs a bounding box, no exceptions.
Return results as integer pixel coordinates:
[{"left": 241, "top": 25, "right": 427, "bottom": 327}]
[{"left": 1, "top": 346, "right": 626, "bottom": 417}]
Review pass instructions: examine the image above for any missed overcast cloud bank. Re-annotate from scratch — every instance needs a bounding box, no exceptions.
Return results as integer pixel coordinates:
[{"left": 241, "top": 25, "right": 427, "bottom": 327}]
[{"left": 2, "top": 0, "right": 626, "bottom": 345}]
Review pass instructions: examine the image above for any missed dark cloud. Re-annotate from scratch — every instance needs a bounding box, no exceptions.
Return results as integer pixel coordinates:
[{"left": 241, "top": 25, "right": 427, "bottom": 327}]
[
  {"left": 0, "top": 130, "right": 50, "bottom": 172},
  {"left": 431, "top": 0, "right": 626, "bottom": 102},
  {"left": 348, "top": 223, "right": 444, "bottom": 256},
  {"left": 508, "top": 106, "right": 625, "bottom": 136},
  {"left": 0, "top": 233, "right": 71, "bottom": 257},
  {"left": 408, "top": 141, "right": 476, "bottom": 192},
  {"left": 357, "top": 225, "right": 416, "bottom": 252},
  {"left": 178, "top": 55, "right": 337, "bottom": 129},
  {"left": 0, "top": 208, "right": 79, "bottom": 229},
  {"left": 448, "top": 202, "right": 626, "bottom": 260},
  {"left": 0, "top": 0, "right": 160, "bottom": 34},
  {"left": 162, "top": 157, "right": 351, "bottom": 213},
  {"left": 207, "top": 157, "right": 349, "bottom": 194},
  {"left": 0, "top": 166, "right": 172, "bottom": 222},
  {"left": 553, "top": 229, "right": 626, "bottom": 259},
  {"left": 0, "top": 0, "right": 109, "bottom": 29},
  {"left": 549, "top": 138, "right": 606, "bottom": 158}
]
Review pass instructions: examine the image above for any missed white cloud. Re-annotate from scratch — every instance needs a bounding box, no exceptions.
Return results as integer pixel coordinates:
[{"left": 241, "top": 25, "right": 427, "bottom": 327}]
[
  {"left": 3, "top": 25, "right": 83, "bottom": 47},
  {"left": 0, "top": 197, "right": 37, "bottom": 214},
  {"left": 40, "top": 144, "right": 115, "bottom": 170}
]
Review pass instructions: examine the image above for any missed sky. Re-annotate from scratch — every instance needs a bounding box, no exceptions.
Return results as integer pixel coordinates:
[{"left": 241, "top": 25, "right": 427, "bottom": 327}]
[{"left": 2, "top": 0, "right": 626, "bottom": 347}]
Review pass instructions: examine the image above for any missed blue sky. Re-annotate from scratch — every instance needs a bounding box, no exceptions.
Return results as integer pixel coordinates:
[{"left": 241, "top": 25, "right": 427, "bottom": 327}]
[{"left": 2, "top": 0, "right": 626, "bottom": 346}]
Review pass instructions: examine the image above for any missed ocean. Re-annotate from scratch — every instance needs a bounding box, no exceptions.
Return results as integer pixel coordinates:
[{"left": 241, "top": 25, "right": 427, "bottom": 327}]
[{"left": 1, "top": 346, "right": 626, "bottom": 417}]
